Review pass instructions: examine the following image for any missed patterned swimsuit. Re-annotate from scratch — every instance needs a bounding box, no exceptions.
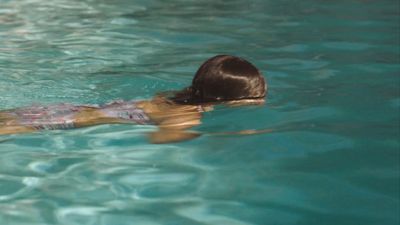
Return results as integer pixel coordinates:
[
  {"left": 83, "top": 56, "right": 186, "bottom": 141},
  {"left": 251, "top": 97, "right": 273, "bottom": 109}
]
[{"left": 6, "top": 100, "right": 151, "bottom": 130}]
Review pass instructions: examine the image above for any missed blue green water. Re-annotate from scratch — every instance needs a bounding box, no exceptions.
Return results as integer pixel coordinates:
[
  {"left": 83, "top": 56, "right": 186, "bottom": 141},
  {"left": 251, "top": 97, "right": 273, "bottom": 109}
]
[{"left": 0, "top": 0, "right": 399, "bottom": 224}]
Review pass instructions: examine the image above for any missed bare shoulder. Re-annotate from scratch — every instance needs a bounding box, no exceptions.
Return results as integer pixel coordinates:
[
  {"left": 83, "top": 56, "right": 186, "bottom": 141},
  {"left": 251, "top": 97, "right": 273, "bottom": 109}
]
[
  {"left": 138, "top": 97, "right": 199, "bottom": 114},
  {"left": 138, "top": 97, "right": 201, "bottom": 128}
]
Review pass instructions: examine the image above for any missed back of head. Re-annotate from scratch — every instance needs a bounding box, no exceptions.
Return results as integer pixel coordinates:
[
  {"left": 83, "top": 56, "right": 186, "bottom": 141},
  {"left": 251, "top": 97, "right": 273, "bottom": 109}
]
[
  {"left": 171, "top": 55, "right": 267, "bottom": 104},
  {"left": 192, "top": 55, "right": 266, "bottom": 102}
]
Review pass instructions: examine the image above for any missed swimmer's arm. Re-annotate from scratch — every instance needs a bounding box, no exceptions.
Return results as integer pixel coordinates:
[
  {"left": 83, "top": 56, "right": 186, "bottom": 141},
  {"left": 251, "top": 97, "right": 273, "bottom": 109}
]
[
  {"left": 134, "top": 99, "right": 203, "bottom": 144},
  {"left": 148, "top": 110, "right": 202, "bottom": 144},
  {"left": 208, "top": 128, "right": 273, "bottom": 136},
  {"left": 72, "top": 106, "right": 202, "bottom": 144},
  {"left": 149, "top": 129, "right": 201, "bottom": 144}
]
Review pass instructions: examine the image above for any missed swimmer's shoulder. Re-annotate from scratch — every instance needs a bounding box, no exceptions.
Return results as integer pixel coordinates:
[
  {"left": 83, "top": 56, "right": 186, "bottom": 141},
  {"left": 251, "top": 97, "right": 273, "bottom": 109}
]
[
  {"left": 139, "top": 96, "right": 202, "bottom": 112},
  {"left": 136, "top": 97, "right": 201, "bottom": 124}
]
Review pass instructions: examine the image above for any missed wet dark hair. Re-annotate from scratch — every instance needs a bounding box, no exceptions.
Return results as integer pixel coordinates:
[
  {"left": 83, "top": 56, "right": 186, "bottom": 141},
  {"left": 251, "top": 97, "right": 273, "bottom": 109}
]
[{"left": 171, "top": 55, "right": 267, "bottom": 104}]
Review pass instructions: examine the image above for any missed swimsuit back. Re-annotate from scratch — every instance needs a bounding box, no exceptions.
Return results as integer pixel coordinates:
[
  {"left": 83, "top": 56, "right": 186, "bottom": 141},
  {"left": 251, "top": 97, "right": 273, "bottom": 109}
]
[
  {"left": 9, "top": 100, "right": 151, "bottom": 130},
  {"left": 10, "top": 103, "right": 80, "bottom": 130},
  {"left": 99, "top": 100, "right": 151, "bottom": 125}
]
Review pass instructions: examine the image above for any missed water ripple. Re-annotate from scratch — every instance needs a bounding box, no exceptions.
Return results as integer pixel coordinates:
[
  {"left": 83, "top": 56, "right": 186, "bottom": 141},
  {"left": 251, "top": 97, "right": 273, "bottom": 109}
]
[{"left": 0, "top": 0, "right": 399, "bottom": 224}]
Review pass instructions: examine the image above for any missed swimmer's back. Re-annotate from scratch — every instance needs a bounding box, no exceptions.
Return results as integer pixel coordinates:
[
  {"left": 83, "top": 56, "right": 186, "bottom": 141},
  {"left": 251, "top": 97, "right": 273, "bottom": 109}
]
[{"left": 3, "top": 100, "right": 152, "bottom": 130}]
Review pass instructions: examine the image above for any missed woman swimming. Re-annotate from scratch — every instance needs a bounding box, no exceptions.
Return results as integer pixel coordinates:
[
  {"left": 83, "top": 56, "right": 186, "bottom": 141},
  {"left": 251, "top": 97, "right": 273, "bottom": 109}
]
[{"left": 0, "top": 55, "right": 267, "bottom": 143}]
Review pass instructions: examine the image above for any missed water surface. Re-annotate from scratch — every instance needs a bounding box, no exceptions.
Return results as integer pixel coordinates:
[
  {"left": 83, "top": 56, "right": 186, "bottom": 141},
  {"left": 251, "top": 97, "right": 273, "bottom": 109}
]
[{"left": 0, "top": 0, "right": 399, "bottom": 224}]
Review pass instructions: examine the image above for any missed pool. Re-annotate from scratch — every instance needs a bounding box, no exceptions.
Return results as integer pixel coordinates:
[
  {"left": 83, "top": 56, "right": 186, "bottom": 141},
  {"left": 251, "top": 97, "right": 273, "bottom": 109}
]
[{"left": 0, "top": 0, "right": 399, "bottom": 224}]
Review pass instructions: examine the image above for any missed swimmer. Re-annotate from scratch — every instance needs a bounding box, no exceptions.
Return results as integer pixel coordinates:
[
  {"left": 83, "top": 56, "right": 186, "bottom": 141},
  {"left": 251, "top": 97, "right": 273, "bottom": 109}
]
[{"left": 0, "top": 55, "right": 267, "bottom": 143}]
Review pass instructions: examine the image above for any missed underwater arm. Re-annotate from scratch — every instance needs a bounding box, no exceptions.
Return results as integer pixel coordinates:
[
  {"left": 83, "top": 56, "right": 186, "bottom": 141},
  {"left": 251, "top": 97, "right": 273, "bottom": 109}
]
[
  {"left": 208, "top": 128, "right": 273, "bottom": 136},
  {"left": 148, "top": 109, "right": 202, "bottom": 144},
  {"left": 149, "top": 129, "right": 201, "bottom": 144}
]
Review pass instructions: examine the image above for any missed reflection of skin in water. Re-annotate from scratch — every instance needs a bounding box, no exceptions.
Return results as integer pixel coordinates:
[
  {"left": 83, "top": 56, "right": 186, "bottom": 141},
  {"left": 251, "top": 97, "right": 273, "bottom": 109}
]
[{"left": 0, "top": 55, "right": 268, "bottom": 143}]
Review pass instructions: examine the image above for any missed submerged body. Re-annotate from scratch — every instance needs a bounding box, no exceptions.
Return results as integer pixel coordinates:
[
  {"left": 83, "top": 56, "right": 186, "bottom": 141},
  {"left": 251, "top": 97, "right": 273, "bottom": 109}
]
[
  {"left": 2, "top": 100, "right": 151, "bottom": 130},
  {"left": 0, "top": 97, "right": 203, "bottom": 143}
]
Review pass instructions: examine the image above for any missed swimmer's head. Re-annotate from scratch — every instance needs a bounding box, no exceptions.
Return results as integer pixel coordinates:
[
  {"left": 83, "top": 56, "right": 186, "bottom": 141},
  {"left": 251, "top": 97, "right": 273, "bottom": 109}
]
[{"left": 172, "top": 55, "right": 267, "bottom": 104}]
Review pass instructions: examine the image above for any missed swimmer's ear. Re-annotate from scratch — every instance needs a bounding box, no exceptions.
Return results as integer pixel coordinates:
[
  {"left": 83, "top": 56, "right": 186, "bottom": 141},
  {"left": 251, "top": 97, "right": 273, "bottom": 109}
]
[{"left": 148, "top": 129, "right": 201, "bottom": 144}]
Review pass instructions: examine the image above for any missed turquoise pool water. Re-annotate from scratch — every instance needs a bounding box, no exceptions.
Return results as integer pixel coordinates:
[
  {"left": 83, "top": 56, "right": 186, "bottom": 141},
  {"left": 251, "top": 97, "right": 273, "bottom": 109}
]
[{"left": 0, "top": 0, "right": 399, "bottom": 224}]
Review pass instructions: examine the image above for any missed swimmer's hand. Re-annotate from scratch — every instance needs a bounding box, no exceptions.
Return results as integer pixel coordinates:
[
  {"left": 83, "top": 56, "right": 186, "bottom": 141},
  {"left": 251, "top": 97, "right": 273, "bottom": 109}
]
[{"left": 148, "top": 129, "right": 201, "bottom": 144}]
